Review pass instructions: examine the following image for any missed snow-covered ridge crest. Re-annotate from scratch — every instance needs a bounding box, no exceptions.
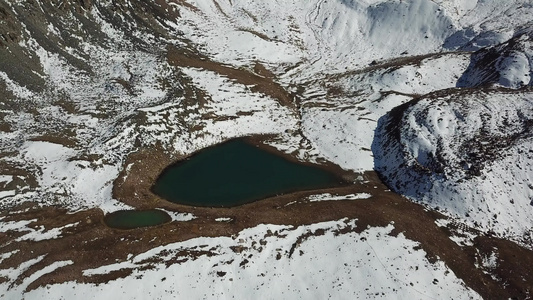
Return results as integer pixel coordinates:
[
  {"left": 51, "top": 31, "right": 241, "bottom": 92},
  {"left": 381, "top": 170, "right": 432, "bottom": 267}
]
[
  {"left": 373, "top": 88, "right": 533, "bottom": 244},
  {"left": 458, "top": 30, "right": 533, "bottom": 88}
]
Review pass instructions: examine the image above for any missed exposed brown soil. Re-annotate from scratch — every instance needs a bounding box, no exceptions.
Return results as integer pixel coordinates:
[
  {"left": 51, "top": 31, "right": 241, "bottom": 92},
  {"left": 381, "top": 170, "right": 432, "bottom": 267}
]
[
  {"left": 1, "top": 137, "right": 532, "bottom": 299},
  {"left": 166, "top": 46, "right": 295, "bottom": 109},
  {"left": 253, "top": 62, "right": 276, "bottom": 78},
  {"left": 236, "top": 28, "right": 273, "bottom": 42}
]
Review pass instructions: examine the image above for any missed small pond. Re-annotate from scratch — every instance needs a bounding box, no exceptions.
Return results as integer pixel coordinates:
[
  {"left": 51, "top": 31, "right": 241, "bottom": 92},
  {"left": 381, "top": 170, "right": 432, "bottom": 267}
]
[
  {"left": 152, "top": 138, "right": 343, "bottom": 207},
  {"left": 104, "top": 209, "right": 171, "bottom": 229}
]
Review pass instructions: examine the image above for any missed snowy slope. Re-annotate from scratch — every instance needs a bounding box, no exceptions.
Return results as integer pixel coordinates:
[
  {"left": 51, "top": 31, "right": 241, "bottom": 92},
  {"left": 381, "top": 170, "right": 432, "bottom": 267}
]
[
  {"left": 2, "top": 0, "right": 533, "bottom": 208},
  {"left": 300, "top": 52, "right": 471, "bottom": 171},
  {"left": 16, "top": 221, "right": 480, "bottom": 300},
  {"left": 1, "top": 0, "right": 533, "bottom": 298},
  {"left": 172, "top": 0, "right": 533, "bottom": 77},
  {"left": 374, "top": 89, "right": 533, "bottom": 243},
  {"left": 458, "top": 30, "right": 533, "bottom": 88},
  {"left": 176, "top": 0, "right": 456, "bottom": 75}
]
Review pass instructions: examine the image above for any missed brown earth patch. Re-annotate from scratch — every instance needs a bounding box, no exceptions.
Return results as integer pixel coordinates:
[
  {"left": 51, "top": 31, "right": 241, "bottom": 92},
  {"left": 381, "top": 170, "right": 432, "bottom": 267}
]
[
  {"left": 153, "top": 0, "right": 199, "bottom": 18},
  {"left": 1, "top": 137, "right": 532, "bottom": 298},
  {"left": 236, "top": 28, "right": 273, "bottom": 42},
  {"left": 29, "top": 135, "right": 78, "bottom": 149},
  {"left": 252, "top": 62, "right": 275, "bottom": 78},
  {"left": 166, "top": 47, "right": 295, "bottom": 109}
]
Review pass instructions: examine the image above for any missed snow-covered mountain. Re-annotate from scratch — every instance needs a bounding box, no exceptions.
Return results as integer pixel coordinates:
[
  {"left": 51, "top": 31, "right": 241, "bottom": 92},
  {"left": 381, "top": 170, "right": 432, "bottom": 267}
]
[
  {"left": 374, "top": 88, "right": 533, "bottom": 243},
  {"left": 458, "top": 30, "right": 533, "bottom": 88},
  {"left": 1, "top": 0, "right": 533, "bottom": 298}
]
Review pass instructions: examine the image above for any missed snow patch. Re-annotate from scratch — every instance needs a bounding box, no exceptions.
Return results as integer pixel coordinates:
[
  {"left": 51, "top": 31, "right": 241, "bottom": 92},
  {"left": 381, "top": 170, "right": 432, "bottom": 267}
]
[
  {"left": 24, "top": 220, "right": 480, "bottom": 299},
  {"left": 307, "top": 193, "right": 372, "bottom": 202}
]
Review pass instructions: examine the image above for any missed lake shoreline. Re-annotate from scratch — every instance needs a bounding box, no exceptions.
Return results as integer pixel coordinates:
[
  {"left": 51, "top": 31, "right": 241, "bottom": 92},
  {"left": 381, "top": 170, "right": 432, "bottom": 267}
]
[
  {"left": 111, "top": 134, "right": 358, "bottom": 210},
  {"left": 150, "top": 137, "right": 350, "bottom": 208},
  {"left": 1, "top": 136, "right": 531, "bottom": 298}
]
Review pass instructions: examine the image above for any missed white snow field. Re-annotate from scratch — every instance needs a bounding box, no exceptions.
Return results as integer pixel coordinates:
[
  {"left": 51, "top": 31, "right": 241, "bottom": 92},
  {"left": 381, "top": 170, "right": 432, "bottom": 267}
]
[
  {"left": 17, "top": 221, "right": 479, "bottom": 300},
  {"left": 0, "top": 0, "right": 533, "bottom": 298}
]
